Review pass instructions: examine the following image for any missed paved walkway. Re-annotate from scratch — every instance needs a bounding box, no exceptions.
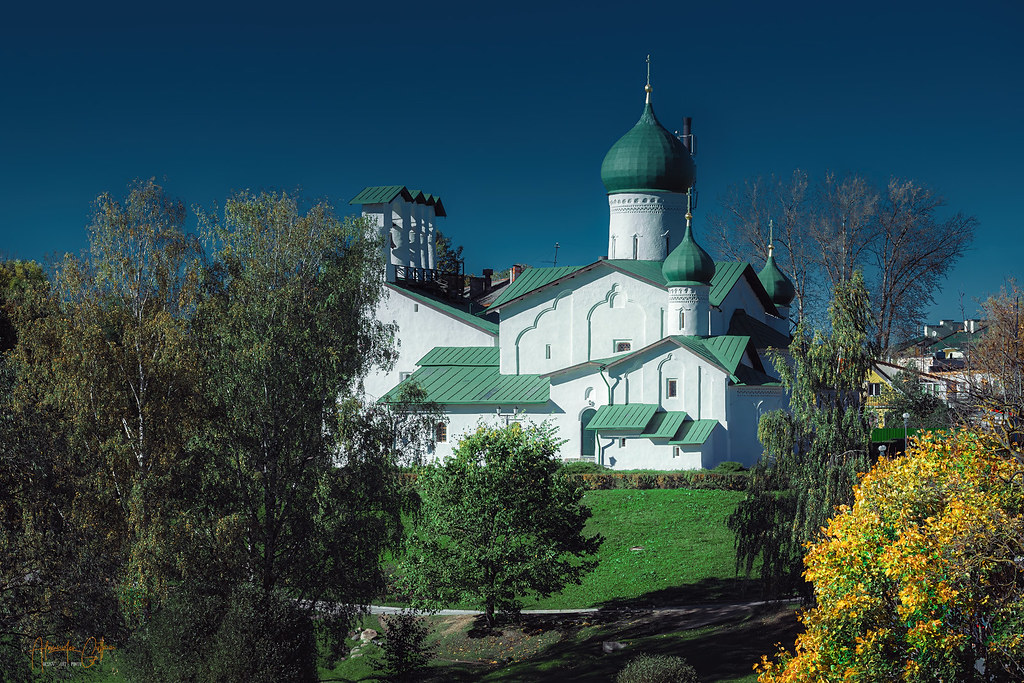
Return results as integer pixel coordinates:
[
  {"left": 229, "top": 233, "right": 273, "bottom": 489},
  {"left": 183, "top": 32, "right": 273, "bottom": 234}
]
[{"left": 364, "top": 599, "right": 791, "bottom": 616}]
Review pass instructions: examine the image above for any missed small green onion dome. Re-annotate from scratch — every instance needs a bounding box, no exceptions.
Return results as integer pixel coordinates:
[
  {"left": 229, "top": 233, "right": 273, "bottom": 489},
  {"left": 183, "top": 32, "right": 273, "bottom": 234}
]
[
  {"left": 662, "top": 223, "right": 715, "bottom": 286},
  {"left": 601, "top": 101, "right": 695, "bottom": 194},
  {"left": 757, "top": 252, "right": 796, "bottom": 306}
]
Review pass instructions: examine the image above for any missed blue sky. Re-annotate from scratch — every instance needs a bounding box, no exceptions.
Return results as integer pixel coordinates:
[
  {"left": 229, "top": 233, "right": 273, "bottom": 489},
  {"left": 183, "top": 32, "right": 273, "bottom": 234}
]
[{"left": 2, "top": 1, "right": 1021, "bottom": 321}]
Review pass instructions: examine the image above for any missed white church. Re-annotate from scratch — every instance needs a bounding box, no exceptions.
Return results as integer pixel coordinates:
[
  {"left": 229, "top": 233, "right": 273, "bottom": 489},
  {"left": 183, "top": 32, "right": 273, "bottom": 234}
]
[{"left": 356, "top": 83, "right": 796, "bottom": 470}]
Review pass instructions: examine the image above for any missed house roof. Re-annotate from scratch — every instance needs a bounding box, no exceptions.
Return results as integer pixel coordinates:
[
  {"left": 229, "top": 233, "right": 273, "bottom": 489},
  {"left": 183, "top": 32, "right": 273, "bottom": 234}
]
[
  {"left": 668, "top": 419, "right": 718, "bottom": 445},
  {"left": 487, "top": 265, "right": 586, "bottom": 308},
  {"left": 584, "top": 404, "right": 718, "bottom": 445},
  {"left": 486, "top": 259, "right": 779, "bottom": 316},
  {"left": 381, "top": 365, "right": 549, "bottom": 405},
  {"left": 542, "top": 333, "right": 779, "bottom": 386},
  {"left": 641, "top": 411, "right": 689, "bottom": 438},
  {"left": 418, "top": 346, "right": 499, "bottom": 367},
  {"left": 385, "top": 283, "right": 498, "bottom": 335},
  {"left": 586, "top": 403, "right": 660, "bottom": 431},
  {"left": 349, "top": 185, "right": 446, "bottom": 216}
]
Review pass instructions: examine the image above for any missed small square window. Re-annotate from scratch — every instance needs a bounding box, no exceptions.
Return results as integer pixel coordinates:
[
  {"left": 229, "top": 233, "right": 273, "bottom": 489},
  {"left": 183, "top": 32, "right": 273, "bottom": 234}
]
[
  {"left": 620, "top": 438, "right": 627, "bottom": 448},
  {"left": 614, "top": 340, "right": 632, "bottom": 353},
  {"left": 666, "top": 379, "right": 678, "bottom": 398},
  {"left": 413, "top": 304, "right": 419, "bottom": 312},
  {"left": 868, "top": 382, "right": 881, "bottom": 396},
  {"left": 673, "top": 446, "right": 680, "bottom": 458}
]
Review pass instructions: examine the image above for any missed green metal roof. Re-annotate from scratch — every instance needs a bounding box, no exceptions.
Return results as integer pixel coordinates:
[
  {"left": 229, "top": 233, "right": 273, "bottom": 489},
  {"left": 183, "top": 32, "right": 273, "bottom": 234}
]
[
  {"left": 727, "top": 310, "right": 791, "bottom": 350},
  {"left": 600, "top": 100, "right": 695, "bottom": 194},
  {"left": 418, "top": 346, "right": 499, "bottom": 367},
  {"left": 586, "top": 403, "right": 659, "bottom": 432},
  {"left": 668, "top": 419, "right": 718, "bottom": 445},
  {"left": 349, "top": 185, "right": 413, "bottom": 205},
  {"left": 382, "top": 365, "right": 549, "bottom": 405},
  {"left": 603, "top": 259, "right": 667, "bottom": 286},
  {"left": 641, "top": 411, "right": 689, "bottom": 438},
  {"left": 662, "top": 223, "right": 715, "bottom": 286},
  {"left": 386, "top": 283, "right": 498, "bottom": 335},
  {"left": 703, "top": 335, "right": 750, "bottom": 375},
  {"left": 349, "top": 186, "right": 446, "bottom": 217},
  {"left": 487, "top": 265, "right": 585, "bottom": 308},
  {"left": 485, "top": 259, "right": 776, "bottom": 317},
  {"left": 711, "top": 262, "right": 779, "bottom": 315}
]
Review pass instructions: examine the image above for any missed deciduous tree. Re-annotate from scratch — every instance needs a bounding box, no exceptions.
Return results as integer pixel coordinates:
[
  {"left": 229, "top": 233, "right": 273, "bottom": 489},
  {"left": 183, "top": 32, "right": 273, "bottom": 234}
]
[
  {"left": 729, "top": 272, "right": 874, "bottom": 598},
  {"left": 756, "top": 430, "right": 1024, "bottom": 682},
  {"left": 401, "top": 423, "right": 602, "bottom": 626}
]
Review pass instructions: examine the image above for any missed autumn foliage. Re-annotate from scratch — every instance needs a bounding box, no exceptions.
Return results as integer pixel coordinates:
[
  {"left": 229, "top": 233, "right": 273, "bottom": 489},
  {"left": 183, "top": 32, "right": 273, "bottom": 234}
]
[{"left": 757, "top": 430, "right": 1024, "bottom": 682}]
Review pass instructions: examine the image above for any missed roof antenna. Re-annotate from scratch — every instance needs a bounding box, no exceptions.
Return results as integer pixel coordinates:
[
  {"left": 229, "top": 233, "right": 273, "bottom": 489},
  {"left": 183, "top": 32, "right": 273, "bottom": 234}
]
[
  {"left": 645, "top": 54, "right": 652, "bottom": 103},
  {"left": 542, "top": 242, "right": 560, "bottom": 267}
]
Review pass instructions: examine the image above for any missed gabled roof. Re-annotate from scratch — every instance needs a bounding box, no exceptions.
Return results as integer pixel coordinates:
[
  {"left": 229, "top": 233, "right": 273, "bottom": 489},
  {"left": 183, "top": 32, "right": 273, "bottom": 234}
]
[
  {"left": 711, "top": 261, "right": 778, "bottom": 315},
  {"left": 727, "top": 309, "right": 791, "bottom": 350},
  {"left": 486, "top": 259, "right": 779, "bottom": 315},
  {"left": 381, "top": 365, "right": 548, "bottom": 405},
  {"left": 349, "top": 185, "right": 414, "bottom": 205},
  {"left": 487, "top": 265, "right": 587, "bottom": 308},
  {"left": 386, "top": 283, "right": 498, "bottom": 335},
  {"left": 542, "top": 333, "right": 773, "bottom": 385},
  {"left": 418, "top": 346, "right": 499, "bottom": 367},
  {"left": 349, "top": 185, "right": 446, "bottom": 216}
]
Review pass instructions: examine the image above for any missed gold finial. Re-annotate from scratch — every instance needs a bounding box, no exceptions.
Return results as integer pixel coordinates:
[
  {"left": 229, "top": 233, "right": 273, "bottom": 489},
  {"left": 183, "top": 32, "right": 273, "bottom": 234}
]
[
  {"left": 645, "top": 54, "right": 652, "bottom": 103},
  {"left": 768, "top": 219, "right": 775, "bottom": 258}
]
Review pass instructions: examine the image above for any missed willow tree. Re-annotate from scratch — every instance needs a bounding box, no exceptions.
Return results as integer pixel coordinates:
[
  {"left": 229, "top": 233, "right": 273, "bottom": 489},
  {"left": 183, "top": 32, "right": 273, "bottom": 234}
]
[{"left": 729, "top": 271, "right": 874, "bottom": 598}]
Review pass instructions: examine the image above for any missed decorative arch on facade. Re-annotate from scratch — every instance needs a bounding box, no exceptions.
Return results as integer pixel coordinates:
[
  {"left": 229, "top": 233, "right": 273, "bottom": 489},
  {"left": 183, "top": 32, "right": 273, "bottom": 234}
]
[{"left": 513, "top": 289, "right": 572, "bottom": 374}]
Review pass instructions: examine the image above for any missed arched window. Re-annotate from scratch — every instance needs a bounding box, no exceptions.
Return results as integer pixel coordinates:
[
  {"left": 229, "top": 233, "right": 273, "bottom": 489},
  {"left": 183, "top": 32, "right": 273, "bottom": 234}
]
[
  {"left": 632, "top": 235, "right": 639, "bottom": 260},
  {"left": 435, "top": 422, "right": 447, "bottom": 443}
]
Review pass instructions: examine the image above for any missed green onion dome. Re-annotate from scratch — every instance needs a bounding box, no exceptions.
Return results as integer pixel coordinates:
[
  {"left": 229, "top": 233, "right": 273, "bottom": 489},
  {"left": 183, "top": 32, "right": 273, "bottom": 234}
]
[
  {"left": 757, "top": 251, "right": 796, "bottom": 306},
  {"left": 601, "top": 100, "right": 695, "bottom": 194},
  {"left": 662, "top": 222, "right": 715, "bottom": 286}
]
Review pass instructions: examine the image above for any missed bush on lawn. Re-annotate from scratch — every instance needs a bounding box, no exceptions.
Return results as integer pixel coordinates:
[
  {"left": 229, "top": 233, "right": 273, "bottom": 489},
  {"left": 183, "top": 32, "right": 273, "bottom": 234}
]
[
  {"left": 616, "top": 653, "right": 699, "bottom": 682},
  {"left": 567, "top": 471, "right": 748, "bottom": 491},
  {"left": 713, "top": 461, "right": 746, "bottom": 473}
]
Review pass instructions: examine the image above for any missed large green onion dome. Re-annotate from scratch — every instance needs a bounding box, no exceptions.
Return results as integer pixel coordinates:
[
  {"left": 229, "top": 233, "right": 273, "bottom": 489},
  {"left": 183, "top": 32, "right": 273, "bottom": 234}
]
[
  {"left": 757, "top": 249, "right": 796, "bottom": 306},
  {"left": 601, "top": 95, "right": 695, "bottom": 195},
  {"left": 662, "top": 222, "right": 715, "bottom": 286}
]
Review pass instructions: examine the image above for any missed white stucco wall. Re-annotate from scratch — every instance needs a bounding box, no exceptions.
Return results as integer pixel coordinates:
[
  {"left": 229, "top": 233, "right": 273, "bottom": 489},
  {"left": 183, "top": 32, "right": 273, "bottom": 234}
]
[
  {"left": 361, "top": 287, "right": 498, "bottom": 401},
  {"left": 498, "top": 267, "right": 668, "bottom": 376}
]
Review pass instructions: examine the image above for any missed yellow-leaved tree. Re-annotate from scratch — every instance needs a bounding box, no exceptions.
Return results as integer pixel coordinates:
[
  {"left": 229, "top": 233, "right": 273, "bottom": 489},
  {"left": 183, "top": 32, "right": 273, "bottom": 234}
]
[{"left": 758, "top": 430, "right": 1024, "bottom": 682}]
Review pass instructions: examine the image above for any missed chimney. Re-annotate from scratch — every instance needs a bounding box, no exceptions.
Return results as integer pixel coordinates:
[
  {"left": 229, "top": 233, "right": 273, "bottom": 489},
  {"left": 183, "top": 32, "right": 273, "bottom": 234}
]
[
  {"left": 682, "top": 117, "right": 693, "bottom": 154},
  {"left": 482, "top": 268, "right": 494, "bottom": 288},
  {"left": 510, "top": 264, "right": 524, "bottom": 283}
]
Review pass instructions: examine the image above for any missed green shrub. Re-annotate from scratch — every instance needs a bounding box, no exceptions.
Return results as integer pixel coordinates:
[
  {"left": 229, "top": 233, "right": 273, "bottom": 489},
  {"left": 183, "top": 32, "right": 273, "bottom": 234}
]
[
  {"left": 713, "top": 461, "right": 747, "bottom": 473},
  {"left": 374, "top": 610, "right": 435, "bottom": 681},
  {"left": 122, "top": 584, "right": 316, "bottom": 683},
  {"left": 558, "top": 460, "right": 607, "bottom": 474},
  {"left": 616, "top": 653, "right": 699, "bottom": 683},
  {"left": 567, "top": 471, "right": 748, "bottom": 491}
]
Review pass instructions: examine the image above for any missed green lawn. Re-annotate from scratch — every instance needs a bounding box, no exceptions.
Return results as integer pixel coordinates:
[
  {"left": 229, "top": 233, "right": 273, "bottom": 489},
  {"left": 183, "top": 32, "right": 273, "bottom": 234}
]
[
  {"left": 31, "top": 488, "right": 783, "bottom": 681},
  {"left": 529, "top": 488, "right": 758, "bottom": 609}
]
